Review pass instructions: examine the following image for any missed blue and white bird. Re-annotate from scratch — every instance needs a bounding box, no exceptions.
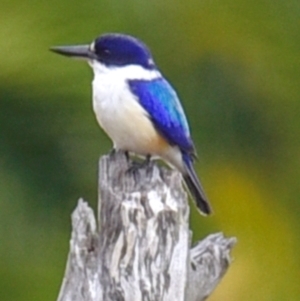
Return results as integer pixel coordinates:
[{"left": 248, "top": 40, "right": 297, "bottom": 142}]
[{"left": 51, "top": 33, "right": 212, "bottom": 215}]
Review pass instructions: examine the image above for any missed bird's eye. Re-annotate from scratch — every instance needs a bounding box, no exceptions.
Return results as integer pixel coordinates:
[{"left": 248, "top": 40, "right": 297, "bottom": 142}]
[{"left": 93, "top": 45, "right": 110, "bottom": 58}]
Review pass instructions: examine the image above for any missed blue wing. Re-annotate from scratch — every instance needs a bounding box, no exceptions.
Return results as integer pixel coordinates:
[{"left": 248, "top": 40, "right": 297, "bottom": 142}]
[{"left": 128, "top": 77, "right": 195, "bottom": 154}]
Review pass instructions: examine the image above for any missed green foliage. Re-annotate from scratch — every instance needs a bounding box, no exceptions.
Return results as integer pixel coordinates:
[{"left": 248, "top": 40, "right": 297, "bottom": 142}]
[{"left": 1, "top": 0, "right": 299, "bottom": 300}]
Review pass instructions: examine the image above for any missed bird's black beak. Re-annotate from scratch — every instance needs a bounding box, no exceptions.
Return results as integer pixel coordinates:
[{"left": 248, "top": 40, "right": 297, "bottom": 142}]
[{"left": 50, "top": 44, "right": 95, "bottom": 60}]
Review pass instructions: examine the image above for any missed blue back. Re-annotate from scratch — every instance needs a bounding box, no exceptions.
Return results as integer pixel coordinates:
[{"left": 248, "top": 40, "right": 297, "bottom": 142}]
[{"left": 128, "top": 78, "right": 195, "bottom": 154}]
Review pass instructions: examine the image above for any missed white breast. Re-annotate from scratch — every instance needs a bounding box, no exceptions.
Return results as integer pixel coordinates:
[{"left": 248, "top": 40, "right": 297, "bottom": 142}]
[{"left": 91, "top": 63, "right": 167, "bottom": 155}]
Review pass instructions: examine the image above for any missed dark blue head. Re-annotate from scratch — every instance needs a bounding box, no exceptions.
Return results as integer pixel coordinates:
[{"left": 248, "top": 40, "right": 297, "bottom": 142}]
[
  {"left": 92, "top": 34, "right": 155, "bottom": 69},
  {"left": 51, "top": 33, "right": 157, "bottom": 70}
]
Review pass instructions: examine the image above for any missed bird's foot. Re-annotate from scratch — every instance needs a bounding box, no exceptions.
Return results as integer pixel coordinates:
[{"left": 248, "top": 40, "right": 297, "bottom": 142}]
[
  {"left": 108, "top": 149, "right": 130, "bottom": 162},
  {"left": 108, "top": 148, "right": 117, "bottom": 157},
  {"left": 126, "top": 154, "right": 153, "bottom": 174},
  {"left": 124, "top": 151, "right": 130, "bottom": 162}
]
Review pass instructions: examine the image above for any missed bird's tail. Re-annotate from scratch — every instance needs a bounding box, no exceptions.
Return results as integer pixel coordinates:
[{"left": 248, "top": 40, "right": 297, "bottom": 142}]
[{"left": 182, "top": 154, "right": 212, "bottom": 215}]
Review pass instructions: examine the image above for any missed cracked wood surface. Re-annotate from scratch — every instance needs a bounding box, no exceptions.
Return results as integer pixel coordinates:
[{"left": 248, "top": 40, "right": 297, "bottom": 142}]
[{"left": 57, "top": 152, "right": 236, "bottom": 301}]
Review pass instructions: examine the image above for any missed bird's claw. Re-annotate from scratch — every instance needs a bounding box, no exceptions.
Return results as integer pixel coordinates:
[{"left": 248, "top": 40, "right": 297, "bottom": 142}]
[
  {"left": 126, "top": 154, "right": 153, "bottom": 175},
  {"left": 108, "top": 149, "right": 130, "bottom": 162}
]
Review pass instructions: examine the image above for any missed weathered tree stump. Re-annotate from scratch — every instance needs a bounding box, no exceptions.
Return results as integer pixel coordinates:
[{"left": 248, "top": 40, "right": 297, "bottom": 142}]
[{"left": 56, "top": 151, "right": 236, "bottom": 301}]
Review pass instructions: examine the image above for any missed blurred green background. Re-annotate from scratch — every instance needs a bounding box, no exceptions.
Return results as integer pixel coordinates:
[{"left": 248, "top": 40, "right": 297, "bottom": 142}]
[{"left": 1, "top": 0, "right": 299, "bottom": 300}]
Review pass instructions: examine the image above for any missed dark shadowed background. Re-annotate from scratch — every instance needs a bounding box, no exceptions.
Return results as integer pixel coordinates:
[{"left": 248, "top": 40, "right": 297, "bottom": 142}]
[{"left": 1, "top": 0, "right": 299, "bottom": 300}]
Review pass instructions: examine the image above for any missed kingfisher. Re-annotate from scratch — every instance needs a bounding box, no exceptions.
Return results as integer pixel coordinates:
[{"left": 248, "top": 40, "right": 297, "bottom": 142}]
[{"left": 50, "top": 33, "right": 212, "bottom": 215}]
